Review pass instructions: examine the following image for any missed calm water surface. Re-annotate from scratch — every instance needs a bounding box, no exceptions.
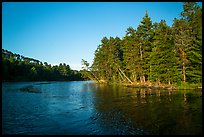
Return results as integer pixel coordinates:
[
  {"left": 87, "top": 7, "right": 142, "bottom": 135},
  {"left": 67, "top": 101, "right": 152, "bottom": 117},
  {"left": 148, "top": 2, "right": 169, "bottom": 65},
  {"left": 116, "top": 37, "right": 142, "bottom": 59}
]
[{"left": 2, "top": 81, "right": 202, "bottom": 135}]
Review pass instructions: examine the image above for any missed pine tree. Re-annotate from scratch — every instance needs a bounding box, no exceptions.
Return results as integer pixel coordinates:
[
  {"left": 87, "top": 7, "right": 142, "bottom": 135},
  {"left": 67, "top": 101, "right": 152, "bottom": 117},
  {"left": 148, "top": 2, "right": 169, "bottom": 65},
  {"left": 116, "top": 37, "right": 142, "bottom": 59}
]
[
  {"left": 173, "top": 2, "right": 202, "bottom": 83},
  {"left": 150, "top": 20, "right": 181, "bottom": 85},
  {"left": 172, "top": 18, "right": 192, "bottom": 83},
  {"left": 121, "top": 27, "right": 141, "bottom": 82},
  {"left": 181, "top": 2, "right": 202, "bottom": 83},
  {"left": 92, "top": 37, "right": 123, "bottom": 82},
  {"left": 136, "top": 11, "right": 154, "bottom": 83},
  {"left": 90, "top": 2, "right": 201, "bottom": 86}
]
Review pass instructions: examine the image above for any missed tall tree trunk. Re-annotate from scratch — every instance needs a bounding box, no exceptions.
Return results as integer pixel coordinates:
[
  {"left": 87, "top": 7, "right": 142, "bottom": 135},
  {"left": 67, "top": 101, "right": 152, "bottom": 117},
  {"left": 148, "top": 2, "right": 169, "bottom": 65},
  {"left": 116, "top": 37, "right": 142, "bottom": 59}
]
[
  {"left": 168, "top": 80, "right": 171, "bottom": 85},
  {"left": 118, "top": 70, "right": 125, "bottom": 82},
  {"left": 156, "top": 78, "right": 160, "bottom": 86},
  {"left": 118, "top": 68, "right": 133, "bottom": 84},
  {"left": 139, "top": 45, "right": 145, "bottom": 83},
  {"left": 183, "top": 63, "right": 186, "bottom": 82},
  {"left": 140, "top": 76, "right": 143, "bottom": 83},
  {"left": 140, "top": 45, "right": 143, "bottom": 60},
  {"left": 133, "top": 72, "right": 137, "bottom": 82},
  {"left": 142, "top": 75, "right": 145, "bottom": 83},
  {"left": 140, "top": 74, "right": 145, "bottom": 83},
  {"left": 90, "top": 71, "right": 100, "bottom": 83},
  {"left": 178, "top": 47, "right": 187, "bottom": 83}
]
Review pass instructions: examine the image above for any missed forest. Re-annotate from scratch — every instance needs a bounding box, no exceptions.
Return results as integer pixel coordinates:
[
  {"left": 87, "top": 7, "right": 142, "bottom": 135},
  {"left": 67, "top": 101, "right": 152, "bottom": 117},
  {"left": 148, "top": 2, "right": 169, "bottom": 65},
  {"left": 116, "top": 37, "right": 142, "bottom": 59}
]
[
  {"left": 2, "top": 49, "right": 84, "bottom": 81},
  {"left": 81, "top": 2, "right": 202, "bottom": 89}
]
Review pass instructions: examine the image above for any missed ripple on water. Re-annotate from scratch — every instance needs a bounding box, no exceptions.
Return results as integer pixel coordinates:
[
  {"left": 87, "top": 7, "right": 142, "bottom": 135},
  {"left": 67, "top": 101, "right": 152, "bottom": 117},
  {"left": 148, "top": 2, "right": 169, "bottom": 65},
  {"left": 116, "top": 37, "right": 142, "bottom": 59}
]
[{"left": 2, "top": 82, "right": 202, "bottom": 135}]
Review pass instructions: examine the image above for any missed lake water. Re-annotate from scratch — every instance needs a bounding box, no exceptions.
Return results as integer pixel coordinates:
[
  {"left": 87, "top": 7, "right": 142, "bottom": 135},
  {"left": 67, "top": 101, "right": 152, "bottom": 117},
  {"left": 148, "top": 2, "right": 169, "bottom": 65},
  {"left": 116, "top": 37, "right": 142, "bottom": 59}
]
[{"left": 2, "top": 81, "right": 202, "bottom": 135}]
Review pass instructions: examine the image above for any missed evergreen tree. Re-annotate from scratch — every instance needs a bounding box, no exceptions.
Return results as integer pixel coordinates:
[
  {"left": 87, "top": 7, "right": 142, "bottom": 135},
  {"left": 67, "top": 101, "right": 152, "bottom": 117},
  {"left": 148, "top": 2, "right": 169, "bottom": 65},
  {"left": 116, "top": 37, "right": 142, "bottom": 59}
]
[
  {"left": 121, "top": 27, "right": 141, "bottom": 82},
  {"left": 172, "top": 2, "right": 202, "bottom": 84},
  {"left": 172, "top": 18, "right": 192, "bottom": 83},
  {"left": 136, "top": 11, "right": 154, "bottom": 82},
  {"left": 92, "top": 37, "right": 109, "bottom": 81},
  {"left": 92, "top": 37, "right": 123, "bottom": 83},
  {"left": 90, "top": 2, "right": 202, "bottom": 87},
  {"left": 150, "top": 20, "right": 181, "bottom": 85},
  {"left": 181, "top": 2, "right": 202, "bottom": 83},
  {"left": 2, "top": 49, "right": 84, "bottom": 81}
]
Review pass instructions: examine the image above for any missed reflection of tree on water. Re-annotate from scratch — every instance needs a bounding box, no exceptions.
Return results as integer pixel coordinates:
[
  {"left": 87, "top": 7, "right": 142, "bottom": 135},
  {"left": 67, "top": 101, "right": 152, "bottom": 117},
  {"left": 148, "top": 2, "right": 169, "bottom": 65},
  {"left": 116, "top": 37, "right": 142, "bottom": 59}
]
[
  {"left": 80, "top": 81, "right": 95, "bottom": 111},
  {"left": 87, "top": 84, "right": 202, "bottom": 135}
]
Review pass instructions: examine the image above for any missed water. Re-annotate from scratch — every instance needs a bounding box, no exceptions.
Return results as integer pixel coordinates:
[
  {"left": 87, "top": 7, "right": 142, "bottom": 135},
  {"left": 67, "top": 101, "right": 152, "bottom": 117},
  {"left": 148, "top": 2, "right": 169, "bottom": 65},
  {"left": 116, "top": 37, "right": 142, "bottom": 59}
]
[{"left": 2, "top": 81, "right": 202, "bottom": 135}]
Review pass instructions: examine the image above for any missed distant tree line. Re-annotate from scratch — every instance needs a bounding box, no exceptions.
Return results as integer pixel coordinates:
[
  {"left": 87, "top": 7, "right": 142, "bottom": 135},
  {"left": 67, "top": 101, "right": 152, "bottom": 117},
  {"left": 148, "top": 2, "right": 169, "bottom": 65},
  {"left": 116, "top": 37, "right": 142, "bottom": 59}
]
[
  {"left": 82, "top": 2, "right": 202, "bottom": 86},
  {"left": 2, "top": 49, "right": 84, "bottom": 81}
]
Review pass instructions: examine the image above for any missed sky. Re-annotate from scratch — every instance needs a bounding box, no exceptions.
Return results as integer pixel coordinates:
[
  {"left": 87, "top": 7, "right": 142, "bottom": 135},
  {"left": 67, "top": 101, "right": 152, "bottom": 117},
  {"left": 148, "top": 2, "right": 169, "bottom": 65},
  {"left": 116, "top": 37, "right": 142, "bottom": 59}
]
[{"left": 2, "top": 2, "right": 202, "bottom": 70}]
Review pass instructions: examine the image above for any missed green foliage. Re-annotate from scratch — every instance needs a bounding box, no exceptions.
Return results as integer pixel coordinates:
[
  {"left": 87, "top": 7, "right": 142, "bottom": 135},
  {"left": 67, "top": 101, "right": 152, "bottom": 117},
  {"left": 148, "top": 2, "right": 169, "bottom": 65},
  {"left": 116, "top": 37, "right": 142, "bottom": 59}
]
[
  {"left": 175, "top": 82, "right": 202, "bottom": 90},
  {"left": 150, "top": 20, "right": 181, "bottom": 84},
  {"left": 81, "top": 59, "right": 93, "bottom": 80},
  {"left": 121, "top": 29, "right": 141, "bottom": 82},
  {"left": 92, "top": 37, "right": 123, "bottom": 82},
  {"left": 136, "top": 11, "right": 154, "bottom": 82},
  {"left": 2, "top": 49, "right": 84, "bottom": 81},
  {"left": 173, "top": 2, "right": 202, "bottom": 83},
  {"left": 89, "top": 2, "right": 202, "bottom": 87}
]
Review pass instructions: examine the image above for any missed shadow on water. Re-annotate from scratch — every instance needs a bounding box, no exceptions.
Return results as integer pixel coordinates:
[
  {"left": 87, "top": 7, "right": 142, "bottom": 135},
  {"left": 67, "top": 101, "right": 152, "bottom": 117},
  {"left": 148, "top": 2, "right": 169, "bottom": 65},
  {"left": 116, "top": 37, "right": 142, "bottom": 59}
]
[
  {"left": 87, "top": 83, "right": 202, "bottom": 135},
  {"left": 19, "top": 85, "right": 42, "bottom": 93},
  {"left": 2, "top": 81, "right": 202, "bottom": 135},
  {"left": 18, "top": 82, "right": 53, "bottom": 93},
  {"left": 34, "top": 82, "right": 52, "bottom": 85}
]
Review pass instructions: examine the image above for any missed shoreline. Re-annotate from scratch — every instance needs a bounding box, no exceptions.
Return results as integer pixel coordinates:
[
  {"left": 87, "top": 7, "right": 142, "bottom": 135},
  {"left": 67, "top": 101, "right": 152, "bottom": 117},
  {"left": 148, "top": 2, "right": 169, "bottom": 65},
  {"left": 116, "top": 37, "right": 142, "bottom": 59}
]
[
  {"left": 94, "top": 80, "right": 202, "bottom": 91},
  {"left": 124, "top": 84, "right": 176, "bottom": 90}
]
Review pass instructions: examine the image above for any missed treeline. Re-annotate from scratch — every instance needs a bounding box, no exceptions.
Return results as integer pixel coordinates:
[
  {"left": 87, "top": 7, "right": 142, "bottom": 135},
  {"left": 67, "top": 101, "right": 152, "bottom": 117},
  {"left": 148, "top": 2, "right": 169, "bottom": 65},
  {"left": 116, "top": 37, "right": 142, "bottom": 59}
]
[
  {"left": 2, "top": 49, "right": 84, "bottom": 81},
  {"left": 82, "top": 2, "right": 202, "bottom": 86}
]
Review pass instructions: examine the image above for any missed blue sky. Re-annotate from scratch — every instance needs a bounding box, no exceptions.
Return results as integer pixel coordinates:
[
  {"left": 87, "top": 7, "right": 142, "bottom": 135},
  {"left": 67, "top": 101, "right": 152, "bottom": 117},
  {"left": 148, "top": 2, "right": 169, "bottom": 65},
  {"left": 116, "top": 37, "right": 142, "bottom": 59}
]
[{"left": 2, "top": 2, "right": 202, "bottom": 70}]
